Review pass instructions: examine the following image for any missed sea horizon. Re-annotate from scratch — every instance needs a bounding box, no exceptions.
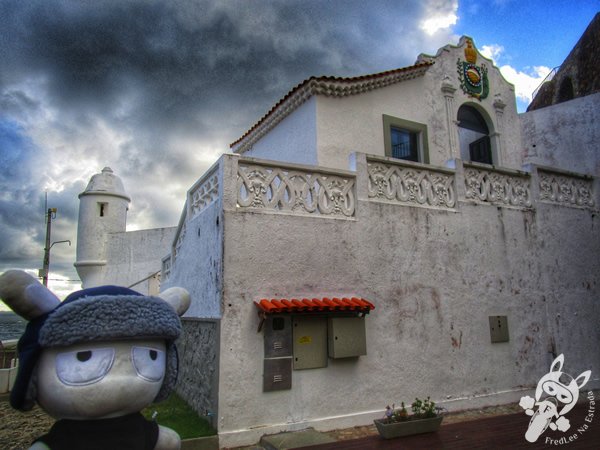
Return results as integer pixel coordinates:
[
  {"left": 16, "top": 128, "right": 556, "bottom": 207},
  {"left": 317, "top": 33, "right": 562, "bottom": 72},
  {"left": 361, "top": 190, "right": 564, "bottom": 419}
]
[{"left": 0, "top": 311, "right": 26, "bottom": 341}]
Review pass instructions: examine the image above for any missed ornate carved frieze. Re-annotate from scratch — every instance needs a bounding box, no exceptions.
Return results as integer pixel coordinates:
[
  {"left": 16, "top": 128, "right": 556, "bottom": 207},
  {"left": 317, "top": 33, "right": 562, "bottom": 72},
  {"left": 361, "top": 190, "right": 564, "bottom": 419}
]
[
  {"left": 237, "top": 163, "right": 355, "bottom": 217},
  {"left": 538, "top": 171, "right": 594, "bottom": 208},
  {"left": 367, "top": 161, "right": 456, "bottom": 208},
  {"left": 464, "top": 167, "right": 531, "bottom": 207},
  {"left": 190, "top": 171, "right": 219, "bottom": 218}
]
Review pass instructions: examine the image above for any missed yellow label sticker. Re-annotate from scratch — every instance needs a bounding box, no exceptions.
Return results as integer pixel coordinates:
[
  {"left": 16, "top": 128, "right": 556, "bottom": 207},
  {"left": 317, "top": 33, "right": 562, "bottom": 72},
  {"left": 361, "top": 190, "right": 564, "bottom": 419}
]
[{"left": 298, "top": 336, "right": 312, "bottom": 344}]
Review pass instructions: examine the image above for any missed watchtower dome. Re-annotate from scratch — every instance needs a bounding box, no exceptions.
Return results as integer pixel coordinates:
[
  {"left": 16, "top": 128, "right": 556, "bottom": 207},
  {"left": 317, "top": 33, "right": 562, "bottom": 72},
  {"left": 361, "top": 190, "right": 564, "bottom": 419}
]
[{"left": 74, "top": 167, "right": 130, "bottom": 288}]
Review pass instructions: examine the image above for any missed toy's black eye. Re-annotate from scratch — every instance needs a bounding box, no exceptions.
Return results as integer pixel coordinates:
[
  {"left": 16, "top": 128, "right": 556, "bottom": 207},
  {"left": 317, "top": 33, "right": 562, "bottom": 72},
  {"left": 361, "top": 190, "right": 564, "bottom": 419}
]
[
  {"left": 77, "top": 351, "right": 92, "bottom": 362},
  {"left": 132, "top": 347, "right": 165, "bottom": 382},
  {"left": 56, "top": 348, "right": 115, "bottom": 386}
]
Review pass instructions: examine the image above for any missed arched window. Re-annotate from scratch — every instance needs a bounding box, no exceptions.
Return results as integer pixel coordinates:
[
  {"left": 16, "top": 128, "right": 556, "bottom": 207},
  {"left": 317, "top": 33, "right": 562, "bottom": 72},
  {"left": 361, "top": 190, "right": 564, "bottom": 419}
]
[{"left": 457, "top": 105, "right": 492, "bottom": 164}]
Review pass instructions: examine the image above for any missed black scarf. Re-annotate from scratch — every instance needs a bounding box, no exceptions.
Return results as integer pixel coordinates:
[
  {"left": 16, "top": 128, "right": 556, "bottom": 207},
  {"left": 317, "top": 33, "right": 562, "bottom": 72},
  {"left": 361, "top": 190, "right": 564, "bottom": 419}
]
[{"left": 34, "top": 412, "right": 159, "bottom": 450}]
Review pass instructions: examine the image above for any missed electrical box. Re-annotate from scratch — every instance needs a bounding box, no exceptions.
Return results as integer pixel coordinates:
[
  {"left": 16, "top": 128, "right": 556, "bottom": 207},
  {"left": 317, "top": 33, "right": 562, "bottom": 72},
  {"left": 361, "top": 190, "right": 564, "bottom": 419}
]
[
  {"left": 293, "top": 316, "right": 328, "bottom": 370},
  {"left": 489, "top": 315, "right": 509, "bottom": 343},
  {"left": 263, "top": 358, "right": 292, "bottom": 392},
  {"left": 263, "top": 316, "right": 293, "bottom": 391},
  {"left": 264, "top": 316, "right": 292, "bottom": 359},
  {"left": 328, "top": 316, "right": 367, "bottom": 358}
]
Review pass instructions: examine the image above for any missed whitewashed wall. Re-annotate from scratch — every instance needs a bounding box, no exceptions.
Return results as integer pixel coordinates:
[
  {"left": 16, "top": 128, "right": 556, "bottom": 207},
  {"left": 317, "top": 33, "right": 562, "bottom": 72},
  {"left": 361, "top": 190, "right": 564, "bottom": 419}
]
[
  {"left": 161, "top": 159, "right": 226, "bottom": 318},
  {"left": 211, "top": 154, "right": 599, "bottom": 447},
  {"left": 166, "top": 204, "right": 223, "bottom": 318},
  {"left": 243, "top": 97, "right": 318, "bottom": 166},
  {"left": 75, "top": 167, "right": 131, "bottom": 288},
  {"left": 520, "top": 93, "right": 600, "bottom": 175},
  {"left": 239, "top": 37, "right": 524, "bottom": 174},
  {"left": 315, "top": 77, "right": 431, "bottom": 169},
  {"left": 104, "top": 227, "right": 176, "bottom": 294},
  {"left": 165, "top": 38, "right": 600, "bottom": 447},
  {"left": 159, "top": 160, "right": 228, "bottom": 433},
  {"left": 419, "top": 38, "right": 522, "bottom": 170}
]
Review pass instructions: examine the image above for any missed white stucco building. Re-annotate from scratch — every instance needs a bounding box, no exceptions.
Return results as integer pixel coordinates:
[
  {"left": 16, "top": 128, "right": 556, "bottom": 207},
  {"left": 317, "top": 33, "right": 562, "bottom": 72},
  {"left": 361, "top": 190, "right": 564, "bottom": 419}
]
[
  {"left": 75, "top": 31, "right": 599, "bottom": 448},
  {"left": 155, "top": 35, "right": 600, "bottom": 447},
  {"left": 75, "top": 167, "right": 176, "bottom": 294}
]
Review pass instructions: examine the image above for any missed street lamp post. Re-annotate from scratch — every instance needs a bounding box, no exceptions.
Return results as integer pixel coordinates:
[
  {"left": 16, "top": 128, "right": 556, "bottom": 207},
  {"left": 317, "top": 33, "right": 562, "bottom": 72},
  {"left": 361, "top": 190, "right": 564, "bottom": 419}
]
[{"left": 40, "top": 207, "right": 71, "bottom": 286}]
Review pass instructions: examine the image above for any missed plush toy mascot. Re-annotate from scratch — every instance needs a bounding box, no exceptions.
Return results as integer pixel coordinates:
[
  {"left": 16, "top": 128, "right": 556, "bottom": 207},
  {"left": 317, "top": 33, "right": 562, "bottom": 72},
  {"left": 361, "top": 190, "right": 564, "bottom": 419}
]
[{"left": 0, "top": 270, "right": 190, "bottom": 450}]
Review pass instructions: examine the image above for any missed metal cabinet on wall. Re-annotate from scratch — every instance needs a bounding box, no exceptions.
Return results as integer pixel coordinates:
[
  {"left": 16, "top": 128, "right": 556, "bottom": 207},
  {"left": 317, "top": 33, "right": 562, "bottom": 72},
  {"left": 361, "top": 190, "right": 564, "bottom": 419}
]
[
  {"left": 292, "top": 316, "right": 328, "bottom": 370},
  {"left": 328, "top": 316, "right": 367, "bottom": 358},
  {"left": 261, "top": 310, "right": 371, "bottom": 391},
  {"left": 263, "top": 316, "right": 292, "bottom": 391}
]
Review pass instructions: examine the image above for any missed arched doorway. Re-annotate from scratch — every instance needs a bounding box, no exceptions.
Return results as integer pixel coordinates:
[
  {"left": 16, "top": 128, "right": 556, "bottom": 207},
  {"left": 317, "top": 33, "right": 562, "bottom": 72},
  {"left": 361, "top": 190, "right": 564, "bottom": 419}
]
[{"left": 457, "top": 105, "right": 492, "bottom": 164}]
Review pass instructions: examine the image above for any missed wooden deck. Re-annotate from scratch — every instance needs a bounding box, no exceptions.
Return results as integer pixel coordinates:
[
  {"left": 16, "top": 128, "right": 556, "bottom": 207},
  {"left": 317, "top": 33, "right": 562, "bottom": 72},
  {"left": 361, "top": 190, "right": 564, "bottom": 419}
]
[{"left": 298, "top": 402, "right": 598, "bottom": 449}]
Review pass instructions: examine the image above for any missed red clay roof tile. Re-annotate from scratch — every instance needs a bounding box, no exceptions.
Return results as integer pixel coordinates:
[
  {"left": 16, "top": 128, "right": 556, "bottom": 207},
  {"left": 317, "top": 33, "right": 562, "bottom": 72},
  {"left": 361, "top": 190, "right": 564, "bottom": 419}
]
[{"left": 255, "top": 297, "right": 374, "bottom": 314}]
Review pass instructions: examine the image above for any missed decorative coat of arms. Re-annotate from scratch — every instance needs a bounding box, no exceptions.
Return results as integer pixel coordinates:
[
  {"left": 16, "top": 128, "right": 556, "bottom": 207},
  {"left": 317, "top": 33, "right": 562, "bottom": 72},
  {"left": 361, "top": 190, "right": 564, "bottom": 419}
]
[{"left": 457, "top": 38, "right": 489, "bottom": 100}]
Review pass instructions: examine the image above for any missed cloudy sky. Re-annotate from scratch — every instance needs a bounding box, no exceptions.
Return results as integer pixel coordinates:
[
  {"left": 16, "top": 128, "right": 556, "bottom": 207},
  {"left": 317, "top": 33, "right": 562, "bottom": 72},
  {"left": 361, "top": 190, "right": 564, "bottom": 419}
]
[{"left": 0, "top": 0, "right": 598, "bottom": 301}]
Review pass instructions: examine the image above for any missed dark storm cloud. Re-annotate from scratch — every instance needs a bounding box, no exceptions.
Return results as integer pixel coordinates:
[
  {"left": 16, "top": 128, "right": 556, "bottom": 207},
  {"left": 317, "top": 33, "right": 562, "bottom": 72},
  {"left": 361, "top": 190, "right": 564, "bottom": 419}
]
[
  {"left": 0, "top": 118, "right": 82, "bottom": 268},
  {"left": 0, "top": 0, "right": 457, "bottom": 279},
  {"left": 0, "top": 121, "right": 42, "bottom": 261},
  {"left": 1, "top": 1, "right": 430, "bottom": 140}
]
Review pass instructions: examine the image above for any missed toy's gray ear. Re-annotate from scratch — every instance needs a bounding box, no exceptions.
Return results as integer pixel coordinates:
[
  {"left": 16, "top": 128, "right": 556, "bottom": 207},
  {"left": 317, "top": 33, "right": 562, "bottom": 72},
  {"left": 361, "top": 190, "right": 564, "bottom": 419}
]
[
  {"left": 159, "top": 287, "right": 190, "bottom": 316},
  {"left": 0, "top": 270, "right": 60, "bottom": 320}
]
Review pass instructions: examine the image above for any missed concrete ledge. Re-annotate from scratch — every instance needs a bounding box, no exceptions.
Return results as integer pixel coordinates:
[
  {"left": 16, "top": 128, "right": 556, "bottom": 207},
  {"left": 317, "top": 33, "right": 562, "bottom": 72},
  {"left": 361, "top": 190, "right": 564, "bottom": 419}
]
[
  {"left": 260, "top": 428, "right": 336, "bottom": 450},
  {"left": 217, "top": 410, "right": 382, "bottom": 448},
  {"left": 181, "top": 435, "right": 219, "bottom": 450},
  {"left": 217, "top": 387, "right": 542, "bottom": 448}
]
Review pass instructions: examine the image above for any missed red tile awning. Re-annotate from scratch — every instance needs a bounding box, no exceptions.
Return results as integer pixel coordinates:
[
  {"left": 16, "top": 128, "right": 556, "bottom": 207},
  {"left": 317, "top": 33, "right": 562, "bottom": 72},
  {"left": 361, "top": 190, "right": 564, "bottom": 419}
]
[{"left": 254, "top": 297, "right": 375, "bottom": 314}]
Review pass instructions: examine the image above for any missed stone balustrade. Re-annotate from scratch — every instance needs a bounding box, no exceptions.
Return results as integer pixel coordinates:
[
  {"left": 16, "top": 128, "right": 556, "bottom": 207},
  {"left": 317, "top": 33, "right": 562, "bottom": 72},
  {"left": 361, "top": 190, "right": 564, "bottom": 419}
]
[
  {"left": 367, "top": 157, "right": 456, "bottom": 209},
  {"left": 538, "top": 168, "right": 595, "bottom": 208},
  {"left": 237, "top": 159, "right": 356, "bottom": 217},
  {"left": 164, "top": 154, "right": 596, "bottom": 284},
  {"left": 166, "top": 161, "right": 222, "bottom": 269},
  {"left": 362, "top": 156, "right": 595, "bottom": 211},
  {"left": 463, "top": 163, "right": 532, "bottom": 208},
  {"left": 189, "top": 166, "right": 220, "bottom": 219}
]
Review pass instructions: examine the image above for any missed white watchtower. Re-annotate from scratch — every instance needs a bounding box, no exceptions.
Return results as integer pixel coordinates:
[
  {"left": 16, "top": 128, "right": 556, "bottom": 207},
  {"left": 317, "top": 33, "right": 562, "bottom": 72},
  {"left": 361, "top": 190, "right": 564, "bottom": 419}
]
[{"left": 74, "top": 167, "right": 130, "bottom": 288}]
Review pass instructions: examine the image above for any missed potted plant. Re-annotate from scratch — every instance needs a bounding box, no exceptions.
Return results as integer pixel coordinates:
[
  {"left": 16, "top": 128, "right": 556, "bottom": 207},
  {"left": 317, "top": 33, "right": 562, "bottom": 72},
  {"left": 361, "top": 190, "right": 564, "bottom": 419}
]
[{"left": 374, "top": 397, "right": 444, "bottom": 439}]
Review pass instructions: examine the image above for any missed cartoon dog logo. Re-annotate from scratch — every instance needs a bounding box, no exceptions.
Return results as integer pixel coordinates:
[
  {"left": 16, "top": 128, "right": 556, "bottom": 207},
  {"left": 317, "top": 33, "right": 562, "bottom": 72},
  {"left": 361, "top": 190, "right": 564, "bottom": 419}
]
[{"left": 519, "top": 354, "right": 591, "bottom": 443}]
